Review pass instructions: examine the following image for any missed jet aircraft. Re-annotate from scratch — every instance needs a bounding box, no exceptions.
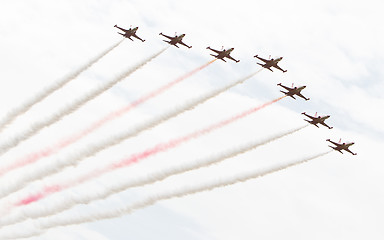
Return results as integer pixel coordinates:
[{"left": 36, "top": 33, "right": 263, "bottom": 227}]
[
  {"left": 254, "top": 55, "right": 287, "bottom": 72},
  {"left": 159, "top": 32, "right": 192, "bottom": 48},
  {"left": 206, "top": 47, "right": 240, "bottom": 63},
  {"left": 114, "top": 25, "right": 145, "bottom": 42},
  {"left": 327, "top": 139, "right": 357, "bottom": 155},
  {"left": 277, "top": 83, "right": 310, "bottom": 101},
  {"left": 302, "top": 112, "right": 333, "bottom": 129}
]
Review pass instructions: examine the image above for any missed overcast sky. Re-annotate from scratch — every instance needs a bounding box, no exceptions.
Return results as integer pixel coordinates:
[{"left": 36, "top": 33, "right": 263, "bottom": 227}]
[{"left": 0, "top": 0, "right": 383, "bottom": 239}]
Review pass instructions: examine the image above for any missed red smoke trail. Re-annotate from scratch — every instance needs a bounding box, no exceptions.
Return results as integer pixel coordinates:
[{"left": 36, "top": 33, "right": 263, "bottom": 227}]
[
  {"left": 16, "top": 96, "right": 285, "bottom": 206},
  {"left": 0, "top": 59, "right": 216, "bottom": 178}
]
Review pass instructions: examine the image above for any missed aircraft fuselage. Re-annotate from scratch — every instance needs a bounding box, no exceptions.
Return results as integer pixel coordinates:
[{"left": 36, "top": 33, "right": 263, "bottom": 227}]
[
  {"left": 288, "top": 86, "right": 305, "bottom": 95},
  {"left": 312, "top": 116, "right": 328, "bottom": 124},
  {"left": 218, "top": 49, "right": 233, "bottom": 58}
]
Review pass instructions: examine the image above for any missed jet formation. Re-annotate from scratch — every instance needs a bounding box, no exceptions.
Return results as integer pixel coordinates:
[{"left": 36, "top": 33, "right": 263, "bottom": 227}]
[{"left": 114, "top": 24, "right": 357, "bottom": 155}]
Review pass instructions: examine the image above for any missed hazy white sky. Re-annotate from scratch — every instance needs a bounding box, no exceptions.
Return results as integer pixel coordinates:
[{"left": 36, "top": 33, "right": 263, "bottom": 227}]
[{"left": 0, "top": 0, "right": 383, "bottom": 239}]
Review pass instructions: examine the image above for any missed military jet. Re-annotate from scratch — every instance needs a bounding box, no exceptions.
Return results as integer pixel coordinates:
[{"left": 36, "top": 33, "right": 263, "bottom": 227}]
[
  {"left": 327, "top": 139, "right": 357, "bottom": 155},
  {"left": 277, "top": 83, "right": 310, "bottom": 101},
  {"left": 159, "top": 32, "right": 192, "bottom": 48},
  {"left": 114, "top": 25, "right": 145, "bottom": 42},
  {"left": 254, "top": 55, "right": 287, "bottom": 72},
  {"left": 206, "top": 47, "right": 240, "bottom": 63},
  {"left": 302, "top": 112, "right": 333, "bottom": 129}
]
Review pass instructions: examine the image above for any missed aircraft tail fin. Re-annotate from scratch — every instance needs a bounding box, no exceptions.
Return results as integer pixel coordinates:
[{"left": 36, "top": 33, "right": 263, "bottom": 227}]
[
  {"left": 304, "top": 119, "right": 313, "bottom": 125},
  {"left": 257, "top": 63, "right": 264, "bottom": 67},
  {"left": 280, "top": 91, "right": 294, "bottom": 99}
]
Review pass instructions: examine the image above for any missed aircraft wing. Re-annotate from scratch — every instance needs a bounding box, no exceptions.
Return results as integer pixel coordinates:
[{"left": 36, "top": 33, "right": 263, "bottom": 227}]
[
  {"left": 115, "top": 26, "right": 129, "bottom": 32},
  {"left": 345, "top": 148, "right": 356, "bottom": 155},
  {"left": 296, "top": 92, "right": 309, "bottom": 100},
  {"left": 303, "top": 113, "right": 315, "bottom": 120},
  {"left": 179, "top": 41, "right": 191, "bottom": 48},
  {"left": 320, "top": 122, "right": 332, "bottom": 129},
  {"left": 255, "top": 55, "right": 269, "bottom": 63},
  {"left": 208, "top": 48, "right": 222, "bottom": 54},
  {"left": 161, "top": 33, "right": 175, "bottom": 40},
  {"left": 226, "top": 54, "right": 239, "bottom": 62},
  {"left": 279, "top": 85, "right": 292, "bottom": 91},
  {"left": 273, "top": 64, "right": 286, "bottom": 72},
  {"left": 328, "top": 140, "right": 339, "bottom": 146},
  {"left": 133, "top": 34, "right": 145, "bottom": 42},
  {"left": 345, "top": 142, "right": 355, "bottom": 147}
]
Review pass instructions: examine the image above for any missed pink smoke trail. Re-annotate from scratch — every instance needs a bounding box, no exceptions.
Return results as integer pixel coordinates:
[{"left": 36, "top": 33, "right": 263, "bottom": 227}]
[
  {"left": 16, "top": 95, "right": 285, "bottom": 206},
  {"left": 0, "top": 47, "right": 168, "bottom": 157},
  {"left": 0, "top": 59, "right": 216, "bottom": 177},
  {"left": 0, "top": 151, "right": 331, "bottom": 239}
]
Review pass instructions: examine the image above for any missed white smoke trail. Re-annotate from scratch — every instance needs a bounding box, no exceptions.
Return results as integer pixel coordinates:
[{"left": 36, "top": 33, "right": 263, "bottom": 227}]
[
  {"left": 0, "top": 47, "right": 167, "bottom": 156},
  {"left": 0, "top": 69, "right": 261, "bottom": 199},
  {"left": 0, "top": 40, "right": 123, "bottom": 134},
  {"left": 0, "top": 150, "right": 331, "bottom": 239},
  {"left": 0, "top": 124, "right": 306, "bottom": 227},
  {"left": 41, "top": 151, "right": 331, "bottom": 227}
]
